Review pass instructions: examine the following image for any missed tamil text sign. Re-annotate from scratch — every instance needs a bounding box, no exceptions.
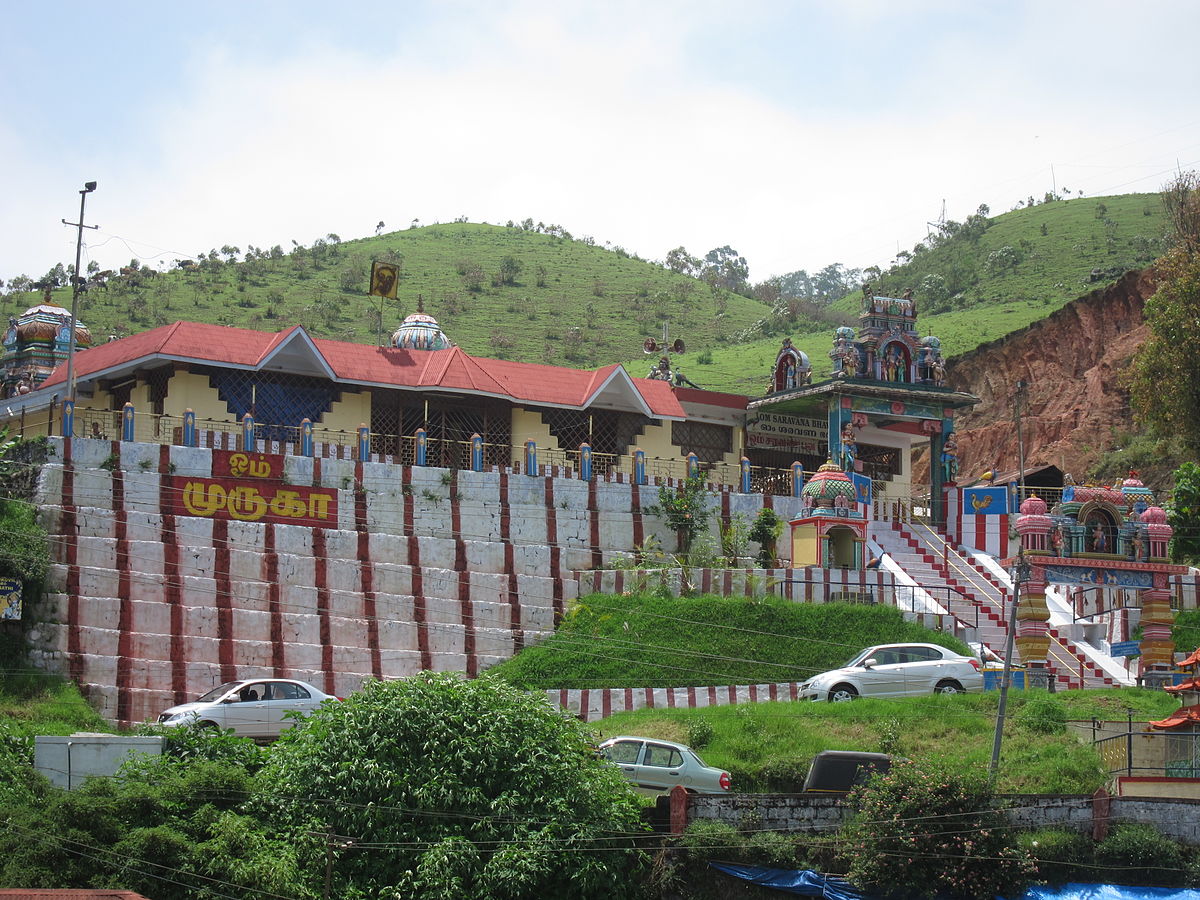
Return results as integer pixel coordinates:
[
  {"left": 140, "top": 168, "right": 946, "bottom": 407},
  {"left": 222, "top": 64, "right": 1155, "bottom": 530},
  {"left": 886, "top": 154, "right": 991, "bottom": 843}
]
[
  {"left": 745, "top": 412, "right": 826, "bottom": 454},
  {"left": 169, "top": 451, "right": 338, "bottom": 528}
]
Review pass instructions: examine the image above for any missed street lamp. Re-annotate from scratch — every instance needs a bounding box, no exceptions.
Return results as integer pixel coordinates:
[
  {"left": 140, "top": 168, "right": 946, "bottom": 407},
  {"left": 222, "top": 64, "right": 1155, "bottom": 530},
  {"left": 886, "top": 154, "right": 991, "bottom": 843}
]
[
  {"left": 62, "top": 181, "right": 98, "bottom": 413},
  {"left": 990, "top": 551, "right": 1031, "bottom": 780}
]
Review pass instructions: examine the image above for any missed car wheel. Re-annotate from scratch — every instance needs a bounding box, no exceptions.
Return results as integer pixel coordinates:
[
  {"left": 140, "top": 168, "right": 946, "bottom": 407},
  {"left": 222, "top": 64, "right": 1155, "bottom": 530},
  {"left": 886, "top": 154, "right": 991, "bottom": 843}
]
[
  {"left": 935, "top": 680, "right": 964, "bottom": 695},
  {"left": 828, "top": 684, "right": 858, "bottom": 702}
]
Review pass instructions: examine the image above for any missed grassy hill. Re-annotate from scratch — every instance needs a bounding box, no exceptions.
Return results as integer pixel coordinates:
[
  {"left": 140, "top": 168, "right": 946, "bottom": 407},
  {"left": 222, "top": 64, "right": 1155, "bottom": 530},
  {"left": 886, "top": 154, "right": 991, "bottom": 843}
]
[
  {"left": 2, "top": 194, "right": 1168, "bottom": 394},
  {"left": 632, "top": 193, "right": 1169, "bottom": 394},
  {"left": 1, "top": 223, "right": 769, "bottom": 371}
]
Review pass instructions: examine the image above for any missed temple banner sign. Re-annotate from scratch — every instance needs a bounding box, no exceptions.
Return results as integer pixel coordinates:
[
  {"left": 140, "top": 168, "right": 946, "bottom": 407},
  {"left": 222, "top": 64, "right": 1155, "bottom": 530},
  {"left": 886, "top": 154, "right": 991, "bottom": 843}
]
[
  {"left": 168, "top": 477, "right": 338, "bottom": 528},
  {"left": 0, "top": 577, "right": 20, "bottom": 620},
  {"left": 745, "top": 412, "right": 825, "bottom": 453}
]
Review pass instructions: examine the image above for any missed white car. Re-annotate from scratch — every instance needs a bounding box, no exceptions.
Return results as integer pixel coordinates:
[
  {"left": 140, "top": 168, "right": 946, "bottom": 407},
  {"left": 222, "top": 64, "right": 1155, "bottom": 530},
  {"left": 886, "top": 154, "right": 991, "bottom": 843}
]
[
  {"left": 157, "top": 678, "right": 338, "bottom": 739},
  {"left": 799, "top": 643, "right": 983, "bottom": 702},
  {"left": 598, "top": 736, "right": 731, "bottom": 794}
]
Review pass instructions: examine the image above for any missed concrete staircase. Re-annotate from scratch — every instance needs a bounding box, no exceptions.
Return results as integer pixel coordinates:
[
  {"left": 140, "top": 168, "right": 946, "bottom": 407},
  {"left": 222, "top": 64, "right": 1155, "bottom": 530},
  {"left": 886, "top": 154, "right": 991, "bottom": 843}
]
[{"left": 871, "top": 519, "right": 1120, "bottom": 690}]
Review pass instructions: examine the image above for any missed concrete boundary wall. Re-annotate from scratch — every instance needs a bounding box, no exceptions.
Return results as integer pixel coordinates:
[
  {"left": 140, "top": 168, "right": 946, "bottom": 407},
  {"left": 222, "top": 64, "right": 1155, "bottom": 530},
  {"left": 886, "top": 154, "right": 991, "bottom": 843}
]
[
  {"left": 682, "top": 792, "right": 1200, "bottom": 845},
  {"left": 31, "top": 436, "right": 817, "bottom": 727}
]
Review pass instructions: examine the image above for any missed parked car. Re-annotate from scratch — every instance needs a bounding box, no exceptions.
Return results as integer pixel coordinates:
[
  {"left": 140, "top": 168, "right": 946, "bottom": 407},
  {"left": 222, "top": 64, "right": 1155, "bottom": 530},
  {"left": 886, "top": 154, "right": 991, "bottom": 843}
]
[
  {"left": 798, "top": 642, "right": 983, "bottom": 702},
  {"left": 802, "top": 750, "right": 894, "bottom": 793},
  {"left": 157, "top": 678, "right": 338, "bottom": 739},
  {"left": 598, "top": 735, "right": 731, "bottom": 794}
]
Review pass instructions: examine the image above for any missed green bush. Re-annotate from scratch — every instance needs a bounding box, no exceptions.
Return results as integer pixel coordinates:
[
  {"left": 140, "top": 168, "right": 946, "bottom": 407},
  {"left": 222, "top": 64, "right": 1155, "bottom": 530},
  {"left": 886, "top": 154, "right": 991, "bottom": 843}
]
[
  {"left": 746, "top": 830, "right": 801, "bottom": 867},
  {"left": 1018, "top": 828, "right": 1093, "bottom": 885},
  {"left": 686, "top": 717, "right": 714, "bottom": 750},
  {"left": 1016, "top": 698, "right": 1068, "bottom": 735},
  {"left": 1095, "top": 823, "right": 1187, "bottom": 886},
  {"left": 676, "top": 820, "right": 742, "bottom": 862},
  {"left": 759, "top": 756, "right": 810, "bottom": 793}
]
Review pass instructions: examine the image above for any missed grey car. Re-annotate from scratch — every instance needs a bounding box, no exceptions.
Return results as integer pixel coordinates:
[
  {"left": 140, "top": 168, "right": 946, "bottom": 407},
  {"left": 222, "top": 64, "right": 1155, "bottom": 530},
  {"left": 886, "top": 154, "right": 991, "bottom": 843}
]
[
  {"left": 157, "top": 678, "right": 338, "bottom": 739},
  {"left": 598, "top": 735, "right": 731, "bottom": 794},
  {"left": 799, "top": 642, "right": 984, "bottom": 702}
]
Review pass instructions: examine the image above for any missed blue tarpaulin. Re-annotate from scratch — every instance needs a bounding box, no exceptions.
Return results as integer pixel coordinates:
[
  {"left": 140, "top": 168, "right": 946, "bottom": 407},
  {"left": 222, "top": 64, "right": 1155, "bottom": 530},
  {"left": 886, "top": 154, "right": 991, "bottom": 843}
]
[
  {"left": 1016, "top": 885, "right": 1200, "bottom": 900},
  {"left": 708, "top": 863, "right": 865, "bottom": 899}
]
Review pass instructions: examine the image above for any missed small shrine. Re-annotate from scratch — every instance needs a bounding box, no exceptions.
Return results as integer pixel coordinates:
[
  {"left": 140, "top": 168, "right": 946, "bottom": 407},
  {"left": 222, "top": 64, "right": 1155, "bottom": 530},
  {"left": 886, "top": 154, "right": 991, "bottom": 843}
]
[
  {"left": 2, "top": 299, "right": 92, "bottom": 398},
  {"left": 1006, "top": 472, "right": 1186, "bottom": 689},
  {"left": 391, "top": 301, "right": 452, "bottom": 351},
  {"left": 746, "top": 282, "right": 978, "bottom": 525},
  {"left": 790, "top": 460, "right": 868, "bottom": 568}
]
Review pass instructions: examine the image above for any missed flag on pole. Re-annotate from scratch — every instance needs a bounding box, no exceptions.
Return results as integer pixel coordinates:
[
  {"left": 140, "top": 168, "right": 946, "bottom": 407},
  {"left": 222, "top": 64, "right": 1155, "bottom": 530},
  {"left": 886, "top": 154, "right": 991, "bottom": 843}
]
[{"left": 370, "top": 261, "right": 399, "bottom": 299}]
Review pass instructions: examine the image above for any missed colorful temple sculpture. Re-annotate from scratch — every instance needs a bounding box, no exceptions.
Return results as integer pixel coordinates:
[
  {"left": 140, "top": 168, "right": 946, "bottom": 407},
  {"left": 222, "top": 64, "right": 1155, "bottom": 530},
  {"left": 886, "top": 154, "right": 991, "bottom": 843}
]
[
  {"left": 1008, "top": 472, "right": 1184, "bottom": 689},
  {"left": 789, "top": 459, "right": 867, "bottom": 568},
  {"left": 751, "top": 285, "right": 978, "bottom": 528},
  {"left": 2, "top": 300, "right": 93, "bottom": 398}
]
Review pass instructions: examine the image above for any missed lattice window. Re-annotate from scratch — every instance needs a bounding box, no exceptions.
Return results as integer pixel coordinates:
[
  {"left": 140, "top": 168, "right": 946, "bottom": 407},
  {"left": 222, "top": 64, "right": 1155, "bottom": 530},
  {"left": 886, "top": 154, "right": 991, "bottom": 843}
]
[
  {"left": 372, "top": 391, "right": 513, "bottom": 466},
  {"left": 146, "top": 366, "right": 172, "bottom": 416},
  {"left": 857, "top": 444, "right": 900, "bottom": 481},
  {"left": 671, "top": 420, "right": 732, "bottom": 464},
  {"left": 200, "top": 366, "right": 343, "bottom": 441},
  {"left": 542, "top": 408, "right": 652, "bottom": 457}
]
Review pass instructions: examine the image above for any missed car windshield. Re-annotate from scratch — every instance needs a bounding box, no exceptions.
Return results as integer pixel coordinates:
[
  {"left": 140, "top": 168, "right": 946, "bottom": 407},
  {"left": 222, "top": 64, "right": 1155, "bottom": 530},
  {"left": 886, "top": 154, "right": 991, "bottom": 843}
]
[
  {"left": 844, "top": 648, "right": 875, "bottom": 667},
  {"left": 196, "top": 682, "right": 241, "bottom": 703}
]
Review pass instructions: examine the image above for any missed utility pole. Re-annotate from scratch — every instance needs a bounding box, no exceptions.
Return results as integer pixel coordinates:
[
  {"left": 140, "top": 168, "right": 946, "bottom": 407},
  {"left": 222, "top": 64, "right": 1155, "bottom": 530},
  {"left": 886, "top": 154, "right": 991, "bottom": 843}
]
[
  {"left": 990, "top": 379, "right": 1030, "bottom": 781},
  {"left": 61, "top": 181, "right": 98, "bottom": 409}
]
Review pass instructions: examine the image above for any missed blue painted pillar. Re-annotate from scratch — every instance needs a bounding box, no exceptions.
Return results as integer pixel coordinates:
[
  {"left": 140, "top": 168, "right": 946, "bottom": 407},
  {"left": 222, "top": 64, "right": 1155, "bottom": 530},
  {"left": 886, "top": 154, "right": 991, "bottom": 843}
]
[
  {"left": 686, "top": 452, "right": 699, "bottom": 480},
  {"left": 121, "top": 402, "right": 135, "bottom": 442},
  {"left": 471, "top": 433, "right": 484, "bottom": 472},
  {"left": 182, "top": 409, "right": 196, "bottom": 447},
  {"left": 791, "top": 462, "right": 805, "bottom": 498},
  {"left": 415, "top": 428, "right": 428, "bottom": 466},
  {"left": 524, "top": 440, "right": 537, "bottom": 476},
  {"left": 300, "top": 418, "right": 314, "bottom": 457},
  {"left": 740, "top": 456, "right": 751, "bottom": 493},
  {"left": 62, "top": 398, "right": 75, "bottom": 439},
  {"left": 241, "top": 413, "right": 256, "bottom": 451},
  {"left": 579, "top": 442, "right": 592, "bottom": 481},
  {"left": 634, "top": 449, "right": 646, "bottom": 485},
  {"left": 357, "top": 424, "right": 370, "bottom": 461}
]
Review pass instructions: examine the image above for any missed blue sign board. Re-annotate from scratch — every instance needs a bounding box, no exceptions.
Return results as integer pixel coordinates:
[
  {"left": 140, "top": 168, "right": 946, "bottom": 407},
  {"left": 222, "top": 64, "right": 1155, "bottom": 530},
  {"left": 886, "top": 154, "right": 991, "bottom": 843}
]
[
  {"left": 1043, "top": 565, "right": 1153, "bottom": 589},
  {"left": 1110, "top": 641, "right": 1141, "bottom": 658},
  {"left": 851, "top": 473, "right": 872, "bottom": 506},
  {"left": 962, "top": 486, "right": 1008, "bottom": 516}
]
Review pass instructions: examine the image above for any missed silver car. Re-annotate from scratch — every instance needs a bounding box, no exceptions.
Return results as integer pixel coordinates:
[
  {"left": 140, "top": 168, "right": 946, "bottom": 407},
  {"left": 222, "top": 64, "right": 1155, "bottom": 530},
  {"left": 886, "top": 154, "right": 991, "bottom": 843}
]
[
  {"left": 598, "top": 735, "right": 731, "bottom": 794},
  {"left": 157, "top": 678, "right": 338, "bottom": 739},
  {"left": 799, "top": 642, "right": 983, "bottom": 702}
]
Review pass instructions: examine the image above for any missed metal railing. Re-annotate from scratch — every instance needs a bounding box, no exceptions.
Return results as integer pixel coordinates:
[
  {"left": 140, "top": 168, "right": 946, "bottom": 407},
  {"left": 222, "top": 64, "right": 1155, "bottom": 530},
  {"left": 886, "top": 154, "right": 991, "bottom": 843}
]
[
  {"left": 62, "top": 405, "right": 798, "bottom": 494},
  {"left": 1093, "top": 729, "right": 1200, "bottom": 779}
]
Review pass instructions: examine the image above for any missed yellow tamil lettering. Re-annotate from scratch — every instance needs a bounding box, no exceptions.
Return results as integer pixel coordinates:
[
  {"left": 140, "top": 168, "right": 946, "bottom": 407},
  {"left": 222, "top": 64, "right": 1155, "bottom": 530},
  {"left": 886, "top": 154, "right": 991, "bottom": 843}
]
[
  {"left": 249, "top": 459, "right": 272, "bottom": 478},
  {"left": 269, "top": 490, "right": 308, "bottom": 518},
  {"left": 225, "top": 485, "right": 268, "bottom": 521},
  {"left": 227, "top": 453, "right": 250, "bottom": 478},
  {"left": 308, "top": 493, "right": 333, "bottom": 521},
  {"left": 182, "top": 482, "right": 227, "bottom": 517}
]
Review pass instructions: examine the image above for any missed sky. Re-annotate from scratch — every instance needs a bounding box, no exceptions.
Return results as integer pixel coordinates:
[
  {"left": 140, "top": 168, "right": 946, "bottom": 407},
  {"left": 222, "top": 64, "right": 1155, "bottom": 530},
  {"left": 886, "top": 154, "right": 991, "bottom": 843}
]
[{"left": 3, "top": 0, "right": 1200, "bottom": 286}]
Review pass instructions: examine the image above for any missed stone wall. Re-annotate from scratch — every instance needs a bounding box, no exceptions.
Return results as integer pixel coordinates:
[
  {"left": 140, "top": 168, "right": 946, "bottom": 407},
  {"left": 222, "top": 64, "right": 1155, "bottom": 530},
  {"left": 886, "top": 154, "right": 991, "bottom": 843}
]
[
  {"left": 681, "top": 792, "right": 1200, "bottom": 845},
  {"left": 28, "top": 435, "right": 809, "bottom": 727}
]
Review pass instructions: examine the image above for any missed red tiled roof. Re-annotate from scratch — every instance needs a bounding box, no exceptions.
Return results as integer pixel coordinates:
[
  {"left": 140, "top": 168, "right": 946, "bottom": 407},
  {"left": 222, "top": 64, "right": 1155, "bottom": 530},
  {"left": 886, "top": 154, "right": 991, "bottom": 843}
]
[
  {"left": 1179, "top": 648, "right": 1200, "bottom": 668},
  {"left": 1164, "top": 678, "right": 1200, "bottom": 694},
  {"left": 1150, "top": 703, "right": 1200, "bottom": 730},
  {"left": 39, "top": 322, "right": 704, "bottom": 417}
]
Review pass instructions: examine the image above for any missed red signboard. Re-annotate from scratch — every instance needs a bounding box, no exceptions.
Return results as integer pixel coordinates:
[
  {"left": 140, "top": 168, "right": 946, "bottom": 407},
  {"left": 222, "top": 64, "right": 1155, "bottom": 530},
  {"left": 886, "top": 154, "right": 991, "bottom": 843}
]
[
  {"left": 168, "top": 476, "right": 338, "bottom": 528},
  {"left": 212, "top": 449, "right": 283, "bottom": 481}
]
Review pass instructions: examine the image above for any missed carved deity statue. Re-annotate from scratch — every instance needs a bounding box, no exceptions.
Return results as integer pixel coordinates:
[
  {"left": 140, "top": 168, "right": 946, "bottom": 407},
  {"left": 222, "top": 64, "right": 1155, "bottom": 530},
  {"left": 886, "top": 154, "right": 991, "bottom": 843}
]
[{"left": 941, "top": 433, "right": 959, "bottom": 483}]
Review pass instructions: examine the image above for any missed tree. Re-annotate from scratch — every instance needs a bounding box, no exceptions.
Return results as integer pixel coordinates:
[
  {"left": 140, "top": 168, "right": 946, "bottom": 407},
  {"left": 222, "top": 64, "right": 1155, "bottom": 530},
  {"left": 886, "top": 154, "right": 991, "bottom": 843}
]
[
  {"left": 1169, "top": 462, "right": 1200, "bottom": 565},
  {"left": 664, "top": 246, "right": 700, "bottom": 277},
  {"left": 840, "top": 762, "right": 1033, "bottom": 900},
  {"left": 254, "top": 674, "right": 647, "bottom": 899},
  {"left": 702, "top": 246, "right": 749, "bottom": 294},
  {"left": 498, "top": 255, "right": 523, "bottom": 285}
]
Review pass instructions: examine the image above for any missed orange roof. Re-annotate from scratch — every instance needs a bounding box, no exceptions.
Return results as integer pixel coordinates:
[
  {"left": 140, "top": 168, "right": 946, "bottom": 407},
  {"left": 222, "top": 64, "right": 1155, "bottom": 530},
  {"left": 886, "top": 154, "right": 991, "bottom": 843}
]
[
  {"left": 1179, "top": 648, "right": 1200, "bottom": 668},
  {"left": 1150, "top": 703, "right": 1200, "bottom": 730},
  {"left": 1164, "top": 678, "right": 1200, "bottom": 694},
  {"left": 39, "top": 322, "right": 706, "bottom": 418}
]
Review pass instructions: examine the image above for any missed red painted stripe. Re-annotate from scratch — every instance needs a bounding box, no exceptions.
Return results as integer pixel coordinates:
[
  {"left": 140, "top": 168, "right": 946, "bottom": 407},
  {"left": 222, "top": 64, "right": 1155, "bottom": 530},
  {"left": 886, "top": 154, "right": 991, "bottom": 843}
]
[
  {"left": 451, "top": 472, "right": 478, "bottom": 677},
  {"left": 666, "top": 688, "right": 676, "bottom": 708},
  {"left": 768, "top": 683, "right": 778, "bottom": 701},
  {"left": 624, "top": 686, "right": 633, "bottom": 712},
  {"left": 630, "top": 483, "right": 644, "bottom": 548},
  {"left": 588, "top": 480, "right": 602, "bottom": 570},
  {"left": 602, "top": 689, "right": 612, "bottom": 719},
  {"left": 727, "top": 685, "right": 737, "bottom": 704},
  {"left": 312, "top": 528, "right": 335, "bottom": 694},
  {"left": 408, "top": 532, "right": 432, "bottom": 670},
  {"left": 499, "top": 473, "right": 524, "bottom": 652},
  {"left": 212, "top": 518, "right": 235, "bottom": 682},
  {"left": 580, "top": 688, "right": 590, "bottom": 719},
  {"left": 62, "top": 442, "right": 82, "bottom": 685},
  {"left": 265, "top": 523, "right": 286, "bottom": 675},
  {"left": 112, "top": 463, "right": 132, "bottom": 727},
  {"left": 545, "top": 478, "right": 563, "bottom": 622},
  {"left": 644, "top": 686, "right": 654, "bottom": 709},
  {"left": 159, "top": 496, "right": 187, "bottom": 704},
  {"left": 354, "top": 465, "right": 382, "bottom": 680},
  {"left": 687, "top": 686, "right": 696, "bottom": 709},
  {"left": 708, "top": 685, "right": 717, "bottom": 706},
  {"left": 749, "top": 684, "right": 758, "bottom": 703}
]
